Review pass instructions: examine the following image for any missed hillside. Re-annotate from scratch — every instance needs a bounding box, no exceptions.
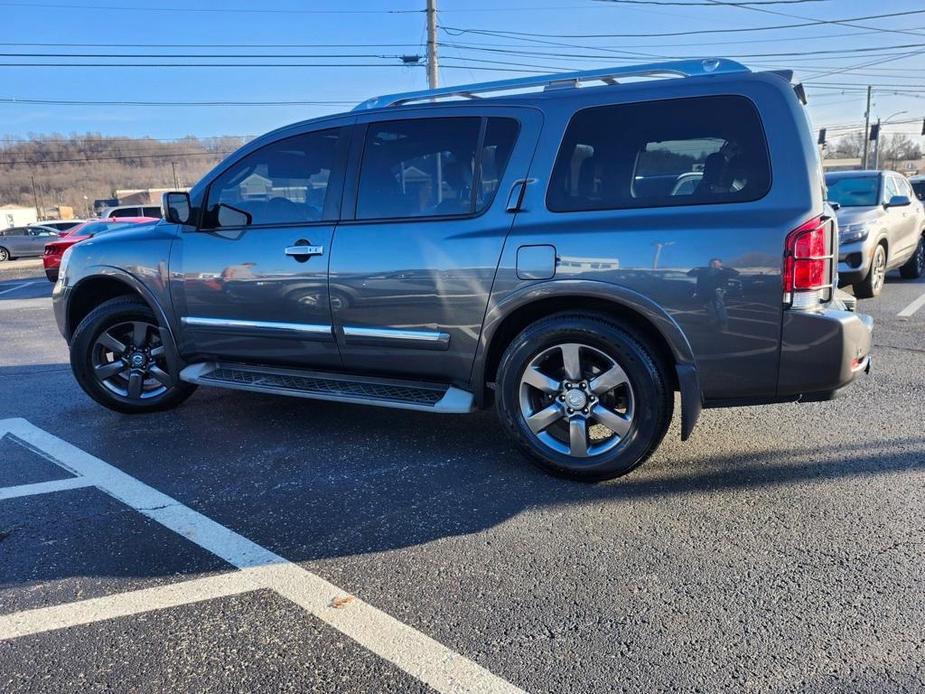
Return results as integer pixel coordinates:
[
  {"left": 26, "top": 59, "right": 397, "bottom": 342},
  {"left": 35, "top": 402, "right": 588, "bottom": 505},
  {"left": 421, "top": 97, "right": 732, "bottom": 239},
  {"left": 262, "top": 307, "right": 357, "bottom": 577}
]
[{"left": 0, "top": 134, "right": 247, "bottom": 215}]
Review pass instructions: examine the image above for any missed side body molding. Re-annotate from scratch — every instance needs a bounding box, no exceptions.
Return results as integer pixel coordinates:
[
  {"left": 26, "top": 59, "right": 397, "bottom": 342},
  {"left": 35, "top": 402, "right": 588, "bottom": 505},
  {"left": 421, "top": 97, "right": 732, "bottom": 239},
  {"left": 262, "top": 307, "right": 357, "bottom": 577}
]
[{"left": 472, "top": 279, "right": 703, "bottom": 440}]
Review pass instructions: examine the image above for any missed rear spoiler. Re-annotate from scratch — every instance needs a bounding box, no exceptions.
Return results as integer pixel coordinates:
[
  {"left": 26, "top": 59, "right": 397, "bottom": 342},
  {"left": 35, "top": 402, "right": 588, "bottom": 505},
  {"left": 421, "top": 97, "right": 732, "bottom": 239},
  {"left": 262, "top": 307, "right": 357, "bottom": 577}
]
[{"left": 766, "top": 69, "right": 807, "bottom": 105}]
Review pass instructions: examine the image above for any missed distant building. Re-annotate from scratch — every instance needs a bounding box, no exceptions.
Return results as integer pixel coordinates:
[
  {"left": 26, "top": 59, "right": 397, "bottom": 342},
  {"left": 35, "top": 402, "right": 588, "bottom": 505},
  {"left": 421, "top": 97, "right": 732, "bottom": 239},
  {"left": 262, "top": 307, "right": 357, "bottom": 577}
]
[
  {"left": 115, "top": 188, "right": 176, "bottom": 205},
  {"left": 0, "top": 205, "right": 37, "bottom": 229},
  {"left": 822, "top": 158, "right": 862, "bottom": 172}
]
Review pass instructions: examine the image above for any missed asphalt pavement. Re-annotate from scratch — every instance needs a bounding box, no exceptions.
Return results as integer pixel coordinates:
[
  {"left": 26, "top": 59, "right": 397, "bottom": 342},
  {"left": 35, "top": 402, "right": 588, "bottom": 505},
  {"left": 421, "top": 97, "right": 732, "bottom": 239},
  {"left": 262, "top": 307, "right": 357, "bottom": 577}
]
[{"left": 0, "top": 263, "right": 923, "bottom": 693}]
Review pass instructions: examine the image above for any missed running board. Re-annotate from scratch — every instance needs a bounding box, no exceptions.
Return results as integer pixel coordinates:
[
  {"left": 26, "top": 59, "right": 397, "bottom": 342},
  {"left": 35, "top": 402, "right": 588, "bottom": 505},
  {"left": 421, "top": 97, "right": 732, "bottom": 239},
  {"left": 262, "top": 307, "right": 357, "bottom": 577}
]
[{"left": 179, "top": 362, "right": 475, "bottom": 414}]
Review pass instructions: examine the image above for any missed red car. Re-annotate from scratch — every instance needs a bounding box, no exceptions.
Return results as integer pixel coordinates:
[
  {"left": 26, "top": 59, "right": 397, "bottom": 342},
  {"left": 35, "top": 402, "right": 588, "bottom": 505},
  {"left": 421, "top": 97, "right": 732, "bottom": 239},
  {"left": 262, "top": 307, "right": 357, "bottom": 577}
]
[{"left": 43, "top": 217, "right": 158, "bottom": 282}]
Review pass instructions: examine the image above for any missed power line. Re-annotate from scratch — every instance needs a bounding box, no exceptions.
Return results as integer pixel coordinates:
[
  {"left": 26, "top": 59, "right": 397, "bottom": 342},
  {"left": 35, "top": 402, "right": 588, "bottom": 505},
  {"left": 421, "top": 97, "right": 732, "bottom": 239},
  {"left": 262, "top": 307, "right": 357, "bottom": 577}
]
[
  {"left": 0, "top": 2, "right": 423, "bottom": 14},
  {"left": 440, "top": 9, "right": 925, "bottom": 39}
]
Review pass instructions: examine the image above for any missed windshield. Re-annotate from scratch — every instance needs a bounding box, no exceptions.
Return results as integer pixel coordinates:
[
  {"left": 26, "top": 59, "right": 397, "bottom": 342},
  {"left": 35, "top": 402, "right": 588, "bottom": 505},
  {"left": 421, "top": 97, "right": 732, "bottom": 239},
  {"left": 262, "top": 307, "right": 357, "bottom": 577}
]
[
  {"left": 825, "top": 175, "right": 880, "bottom": 207},
  {"left": 68, "top": 221, "right": 135, "bottom": 237}
]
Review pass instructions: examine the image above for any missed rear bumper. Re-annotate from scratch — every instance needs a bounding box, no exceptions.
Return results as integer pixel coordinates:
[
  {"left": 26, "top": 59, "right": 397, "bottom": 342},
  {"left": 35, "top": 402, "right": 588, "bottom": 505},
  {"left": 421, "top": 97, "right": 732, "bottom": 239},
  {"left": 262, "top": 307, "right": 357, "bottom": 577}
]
[
  {"left": 44, "top": 268, "right": 58, "bottom": 283},
  {"left": 777, "top": 307, "right": 873, "bottom": 398}
]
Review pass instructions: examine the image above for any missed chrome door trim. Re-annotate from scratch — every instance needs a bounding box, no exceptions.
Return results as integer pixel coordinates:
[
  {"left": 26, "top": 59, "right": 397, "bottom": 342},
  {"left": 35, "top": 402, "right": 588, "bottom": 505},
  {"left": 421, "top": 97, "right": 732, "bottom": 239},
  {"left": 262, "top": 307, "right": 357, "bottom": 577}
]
[
  {"left": 342, "top": 325, "right": 450, "bottom": 350},
  {"left": 181, "top": 316, "right": 334, "bottom": 341},
  {"left": 284, "top": 245, "right": 324, "bottom": 257}
]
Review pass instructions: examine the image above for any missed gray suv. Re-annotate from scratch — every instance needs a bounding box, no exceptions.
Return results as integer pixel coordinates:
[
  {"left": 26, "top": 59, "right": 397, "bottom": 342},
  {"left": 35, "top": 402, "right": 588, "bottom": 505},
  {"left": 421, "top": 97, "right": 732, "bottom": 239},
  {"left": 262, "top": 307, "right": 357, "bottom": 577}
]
[
  {"left": 52, "top": 60, "right": 873, "bottom": 481},
  {"left": 826, "top": 170, "right": 925, "bottom": 298}
]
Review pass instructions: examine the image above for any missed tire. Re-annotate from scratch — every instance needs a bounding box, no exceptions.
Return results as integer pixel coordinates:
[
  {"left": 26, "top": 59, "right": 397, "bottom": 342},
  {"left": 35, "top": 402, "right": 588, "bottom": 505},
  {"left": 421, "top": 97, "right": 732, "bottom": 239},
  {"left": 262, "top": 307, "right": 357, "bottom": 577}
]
[
  {"left": 899, "top": 235, "right": 925, "bottom": 280},
  {"left": 853, "top": 243, "right": 887, "bottom": 299},
  {"left": 70, "top": 296, "right": 196, "bottom": 414},
  {"left": 495, "top": 313, "right": 673, "bottom": 482},
  {"left": 0, "top": 247, "right": 9, "bottom": 262}
]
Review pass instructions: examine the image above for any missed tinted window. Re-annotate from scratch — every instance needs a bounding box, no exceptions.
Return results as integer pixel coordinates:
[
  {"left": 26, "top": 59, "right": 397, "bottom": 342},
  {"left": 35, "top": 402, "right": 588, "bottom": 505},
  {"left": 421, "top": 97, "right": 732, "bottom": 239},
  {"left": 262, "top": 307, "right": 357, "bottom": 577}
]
[
  {"left": 356, "top": 117, "right": 517, "bottom": 220},
  {"left": 357, "top": 117, "right": 480, "bottom": 220},
  {"left": 204, "top": 128, "right": 342, "bottom": 228},
  {"left": 912, "top": 180, "right": 925, "bottom": 201},
  {"left": 110, "top": 207, "right": 140, "bottom": 218},
  {"left": 547, "top": 96, "right": 771, "bottom": 212},
  {"left": 477, "top": 118, "right": 519, "bottom": 210},
  {"left": 143, "top": 206, "right": 163, "bottom": 218},
  {"left": 825, "top": 175, "right": 879, "bottom": 207}
]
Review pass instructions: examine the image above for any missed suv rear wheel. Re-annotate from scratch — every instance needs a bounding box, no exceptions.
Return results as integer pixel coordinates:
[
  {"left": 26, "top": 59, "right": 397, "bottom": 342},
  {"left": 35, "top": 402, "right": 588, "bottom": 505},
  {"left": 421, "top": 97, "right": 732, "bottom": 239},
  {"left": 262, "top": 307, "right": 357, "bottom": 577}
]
[
  {"left": 899, "top": 235, "right": 924, "bottom": 280},
  {"left": 70, "top": 296, "right": 196, "bottom": 413},
  {"left": 495, "top": 314, "right": 672, "bottom": 481}
]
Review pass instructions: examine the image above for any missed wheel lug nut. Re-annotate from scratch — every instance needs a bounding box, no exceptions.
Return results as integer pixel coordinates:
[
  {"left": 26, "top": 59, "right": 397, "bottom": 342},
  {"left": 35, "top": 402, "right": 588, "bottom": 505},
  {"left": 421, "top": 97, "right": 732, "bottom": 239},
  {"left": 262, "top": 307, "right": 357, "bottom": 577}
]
[
  {"left": 558, "top": 395, "right": 565, "bottom": 401},
  {"left": 583, "top": 408, "right": 589, "bottom": 415},
  {"left": 580, "top": 381, "right": 586, "bottom": 388},
  {"left": 567, "top": 408, "right": 573, "bottom": 414}
]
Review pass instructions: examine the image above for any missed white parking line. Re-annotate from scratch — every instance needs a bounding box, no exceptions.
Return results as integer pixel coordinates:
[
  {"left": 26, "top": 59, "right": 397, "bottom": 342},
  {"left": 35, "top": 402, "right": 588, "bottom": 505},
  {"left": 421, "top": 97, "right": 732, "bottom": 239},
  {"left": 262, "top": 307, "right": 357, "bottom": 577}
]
[
  {"left": 0, "top": 569, "right": 263, "bottom": 641},
  {"left": 0, "top": 281, "right": 41, "bottom": 296},
  {"left": 0, "top": 419, "right": 524, "bottom": 694},
  {"left": 0, "top": 476, "right": 94, "bottom": 501},
  {"left": 898, "top": 290, "right": 925, "bottom": 319}
]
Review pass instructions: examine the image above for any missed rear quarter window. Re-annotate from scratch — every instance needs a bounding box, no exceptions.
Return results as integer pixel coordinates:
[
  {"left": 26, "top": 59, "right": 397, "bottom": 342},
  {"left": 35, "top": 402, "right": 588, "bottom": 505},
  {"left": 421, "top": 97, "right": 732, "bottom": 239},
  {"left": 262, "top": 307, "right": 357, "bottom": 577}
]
[{"left": 547, "top": 95, "right": 771, "bottom": 212}]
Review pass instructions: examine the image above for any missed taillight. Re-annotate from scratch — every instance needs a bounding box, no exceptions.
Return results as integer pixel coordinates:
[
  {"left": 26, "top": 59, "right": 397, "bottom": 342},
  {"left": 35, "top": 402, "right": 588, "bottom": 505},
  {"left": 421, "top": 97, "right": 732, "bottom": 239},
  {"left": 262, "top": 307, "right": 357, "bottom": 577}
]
[{"left": 783, "top": 216, "right": 833, "bottom": 308}]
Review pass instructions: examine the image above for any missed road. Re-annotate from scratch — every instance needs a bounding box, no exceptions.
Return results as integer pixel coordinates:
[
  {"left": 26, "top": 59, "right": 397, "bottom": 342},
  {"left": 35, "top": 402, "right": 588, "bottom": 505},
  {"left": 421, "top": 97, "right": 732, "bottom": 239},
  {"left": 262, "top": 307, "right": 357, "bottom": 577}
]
[{"left": 0, "top": 262, "right": 923, "bottom": 693}]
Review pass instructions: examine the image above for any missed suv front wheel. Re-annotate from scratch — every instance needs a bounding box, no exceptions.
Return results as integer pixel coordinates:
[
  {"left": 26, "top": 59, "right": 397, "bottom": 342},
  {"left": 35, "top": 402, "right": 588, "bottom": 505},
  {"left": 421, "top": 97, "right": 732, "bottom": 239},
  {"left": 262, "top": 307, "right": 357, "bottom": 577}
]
[
  {"left": 70, "top": 296, "right": 196, "bottom": 413},
  {"left": 495, "top": 314, "right": 672, "bottom": 481}
]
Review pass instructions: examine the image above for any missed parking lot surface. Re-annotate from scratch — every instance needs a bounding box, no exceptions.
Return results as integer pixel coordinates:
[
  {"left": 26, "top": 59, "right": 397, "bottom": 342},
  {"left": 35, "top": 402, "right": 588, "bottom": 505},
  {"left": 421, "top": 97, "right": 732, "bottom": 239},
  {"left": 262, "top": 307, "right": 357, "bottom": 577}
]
[{"left": 0, "top": 268, "right": 923, "bottom": 693}]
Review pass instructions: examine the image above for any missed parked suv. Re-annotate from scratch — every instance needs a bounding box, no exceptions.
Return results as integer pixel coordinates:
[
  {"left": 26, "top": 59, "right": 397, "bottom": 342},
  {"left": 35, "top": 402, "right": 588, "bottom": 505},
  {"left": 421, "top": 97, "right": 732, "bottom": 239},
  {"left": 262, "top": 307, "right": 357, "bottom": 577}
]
[
  {"left": 52, "top": 60, "right": 873, "bottom": 480},
  {"left": 98, "top": 204, "right": 163, "bottom": 219},
  {"left": 826, "top": 170, "right": 925, "bottom": 298}
]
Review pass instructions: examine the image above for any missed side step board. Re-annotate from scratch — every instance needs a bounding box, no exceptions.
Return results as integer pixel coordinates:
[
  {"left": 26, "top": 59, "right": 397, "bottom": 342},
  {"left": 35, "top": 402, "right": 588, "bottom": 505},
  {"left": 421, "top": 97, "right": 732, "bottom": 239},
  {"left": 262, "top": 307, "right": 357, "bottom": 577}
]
[{"left": 180, "top": 362, "right": 475, "bottom": 414}]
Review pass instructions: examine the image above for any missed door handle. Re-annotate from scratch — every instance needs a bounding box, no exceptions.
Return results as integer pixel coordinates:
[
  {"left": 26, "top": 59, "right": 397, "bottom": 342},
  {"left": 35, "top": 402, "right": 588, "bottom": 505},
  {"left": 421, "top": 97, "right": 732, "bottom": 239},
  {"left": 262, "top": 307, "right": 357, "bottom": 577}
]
[
  {"left": 284, "top": 245, "right": 324, "bottom": 257},
  {"left": 506, "top": 178, "right": 534, "bottom": 213}
]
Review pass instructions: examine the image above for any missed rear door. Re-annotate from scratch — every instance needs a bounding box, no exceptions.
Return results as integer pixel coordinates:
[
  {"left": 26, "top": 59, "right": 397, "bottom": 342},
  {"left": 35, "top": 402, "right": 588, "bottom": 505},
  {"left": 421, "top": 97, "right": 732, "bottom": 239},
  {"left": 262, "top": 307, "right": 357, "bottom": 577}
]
[
  {"left": 171, "top": 121, "right": 351, "bottom": 368},
  {"left": 329, "top": 106, "right": 542, "bottom": 384}
]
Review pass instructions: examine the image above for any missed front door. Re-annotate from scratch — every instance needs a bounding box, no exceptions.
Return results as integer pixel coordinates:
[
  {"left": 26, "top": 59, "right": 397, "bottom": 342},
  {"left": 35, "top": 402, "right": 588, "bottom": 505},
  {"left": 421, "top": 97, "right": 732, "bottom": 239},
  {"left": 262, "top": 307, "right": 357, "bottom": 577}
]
[
  {"left": 171, "top": 124, "right": 350, "bottom": 368},
  {"left": 329, "top": 107, "right": 541, "bottom": 385}
]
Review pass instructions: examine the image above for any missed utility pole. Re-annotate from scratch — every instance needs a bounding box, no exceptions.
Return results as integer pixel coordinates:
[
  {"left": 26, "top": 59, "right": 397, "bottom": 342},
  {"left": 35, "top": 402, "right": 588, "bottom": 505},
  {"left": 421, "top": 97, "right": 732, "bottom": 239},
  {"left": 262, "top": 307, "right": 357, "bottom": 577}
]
[
  {"left": 426, "top": 0, "right": 439, "bottom": 89},
  {"left": 30, "top": 174, "right": 40, "bottom": 218},
  {"left": 171, "top": 161, "right": 179, "bottom": 189},
  {"left": 861, "top": 85, "right": 872, "bottom": 169}
]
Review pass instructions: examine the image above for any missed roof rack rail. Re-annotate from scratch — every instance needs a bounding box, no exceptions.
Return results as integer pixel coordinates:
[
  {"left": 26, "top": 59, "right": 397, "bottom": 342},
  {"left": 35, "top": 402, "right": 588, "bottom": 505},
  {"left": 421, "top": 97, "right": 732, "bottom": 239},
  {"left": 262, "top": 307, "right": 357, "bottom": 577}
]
[{"left": 353, "top": 58, "right": 750, "bottom": 111}]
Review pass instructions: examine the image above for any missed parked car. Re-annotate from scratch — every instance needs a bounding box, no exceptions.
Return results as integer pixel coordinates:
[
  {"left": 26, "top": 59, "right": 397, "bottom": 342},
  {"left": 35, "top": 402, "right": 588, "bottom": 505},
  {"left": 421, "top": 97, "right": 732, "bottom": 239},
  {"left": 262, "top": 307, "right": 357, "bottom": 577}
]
[
  {"left": 825, "top": 170, "right": 925, "bottom": 298},
  {"left": 0, "top": 225, "right": 60, "bottom": 261},
  {"left": 98, "top": 204, "right": 162, "bottom": 219},
  {"left": 38, "top": 219, "right": 86, "bottom": 234},
  {"left": 910, "top": 175, "right": 925, "bottom": 202},
  {"left": 53, "top": 59, "right": 873, "bottom": 481},
  {"left": 43, "top": 217, "right": 158, "bottom": 282}
]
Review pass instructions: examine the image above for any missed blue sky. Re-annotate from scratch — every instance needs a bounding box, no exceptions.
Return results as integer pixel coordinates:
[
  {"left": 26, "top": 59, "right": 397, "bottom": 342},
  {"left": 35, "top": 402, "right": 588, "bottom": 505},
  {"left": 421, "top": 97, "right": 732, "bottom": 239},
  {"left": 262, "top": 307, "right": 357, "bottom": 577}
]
[{"left": 1, "top": 0, "right": 924, "bottom": 147}]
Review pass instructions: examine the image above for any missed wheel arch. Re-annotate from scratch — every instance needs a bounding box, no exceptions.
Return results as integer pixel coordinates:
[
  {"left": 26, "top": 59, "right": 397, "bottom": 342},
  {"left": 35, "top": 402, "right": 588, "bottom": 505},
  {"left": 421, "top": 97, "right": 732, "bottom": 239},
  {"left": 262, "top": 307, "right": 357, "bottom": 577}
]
[
  {"left": 473, "top": 280, "right": 702, "bottom": 440},
  {"left": 65, "top": 269, "right": 182, "bottom": 377}
]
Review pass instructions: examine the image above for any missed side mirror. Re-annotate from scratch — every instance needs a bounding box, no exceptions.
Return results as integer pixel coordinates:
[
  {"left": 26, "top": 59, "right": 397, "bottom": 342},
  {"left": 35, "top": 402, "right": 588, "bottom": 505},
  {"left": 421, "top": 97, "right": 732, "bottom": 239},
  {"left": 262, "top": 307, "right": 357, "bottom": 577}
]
[
  {"left": 163, "top": 191, "right": 192, "bottom": 225},
  {"left": 886, "top": 194, "right": 911, "bottom": 208}
]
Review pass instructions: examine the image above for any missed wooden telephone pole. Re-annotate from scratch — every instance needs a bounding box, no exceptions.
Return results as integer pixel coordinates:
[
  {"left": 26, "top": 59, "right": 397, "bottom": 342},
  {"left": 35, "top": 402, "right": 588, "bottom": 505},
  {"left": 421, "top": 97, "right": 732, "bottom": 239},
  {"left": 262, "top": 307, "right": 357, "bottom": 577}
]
[{"left": 426, "top": 0, "right": 439, "bottom": 89}]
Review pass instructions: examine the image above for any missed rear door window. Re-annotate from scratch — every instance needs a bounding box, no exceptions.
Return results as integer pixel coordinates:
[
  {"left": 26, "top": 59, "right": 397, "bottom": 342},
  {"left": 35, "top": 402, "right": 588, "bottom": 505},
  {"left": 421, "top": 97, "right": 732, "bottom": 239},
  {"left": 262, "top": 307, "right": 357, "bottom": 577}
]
[
  {"left": 547, "top": 95, "right": 771, "bottom": 212},
  {"left": 142, "top": 206, "right": 162, "bottom": 218},
  {"left": 355, "top": 116, "right": 519, "bottom": 220}
]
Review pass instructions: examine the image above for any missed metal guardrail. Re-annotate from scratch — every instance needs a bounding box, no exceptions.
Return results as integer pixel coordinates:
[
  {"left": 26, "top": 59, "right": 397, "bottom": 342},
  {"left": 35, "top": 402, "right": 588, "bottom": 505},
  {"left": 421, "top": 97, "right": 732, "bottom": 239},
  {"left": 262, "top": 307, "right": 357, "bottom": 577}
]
[{"left": 353, "top": 58, "right": 750, "bottom": 111}]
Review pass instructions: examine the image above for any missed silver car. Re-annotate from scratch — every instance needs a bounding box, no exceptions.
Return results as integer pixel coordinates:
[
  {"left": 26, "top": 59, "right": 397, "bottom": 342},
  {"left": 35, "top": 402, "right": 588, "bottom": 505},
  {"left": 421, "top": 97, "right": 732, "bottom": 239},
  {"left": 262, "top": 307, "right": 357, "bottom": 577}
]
[
  {"left": 0, "top": 226, "right": 60, "bottom": 262},
  {"left": 826, "top": 170, "right": 925, "bottom": 298}
]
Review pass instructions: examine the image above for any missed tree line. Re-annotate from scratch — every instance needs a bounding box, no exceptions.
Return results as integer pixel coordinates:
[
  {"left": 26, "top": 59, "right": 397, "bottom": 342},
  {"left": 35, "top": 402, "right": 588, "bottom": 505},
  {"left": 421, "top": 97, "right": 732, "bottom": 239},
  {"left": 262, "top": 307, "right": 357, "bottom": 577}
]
[{"left": 0, "top": 133, "right": 247, "bottom": 215}]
